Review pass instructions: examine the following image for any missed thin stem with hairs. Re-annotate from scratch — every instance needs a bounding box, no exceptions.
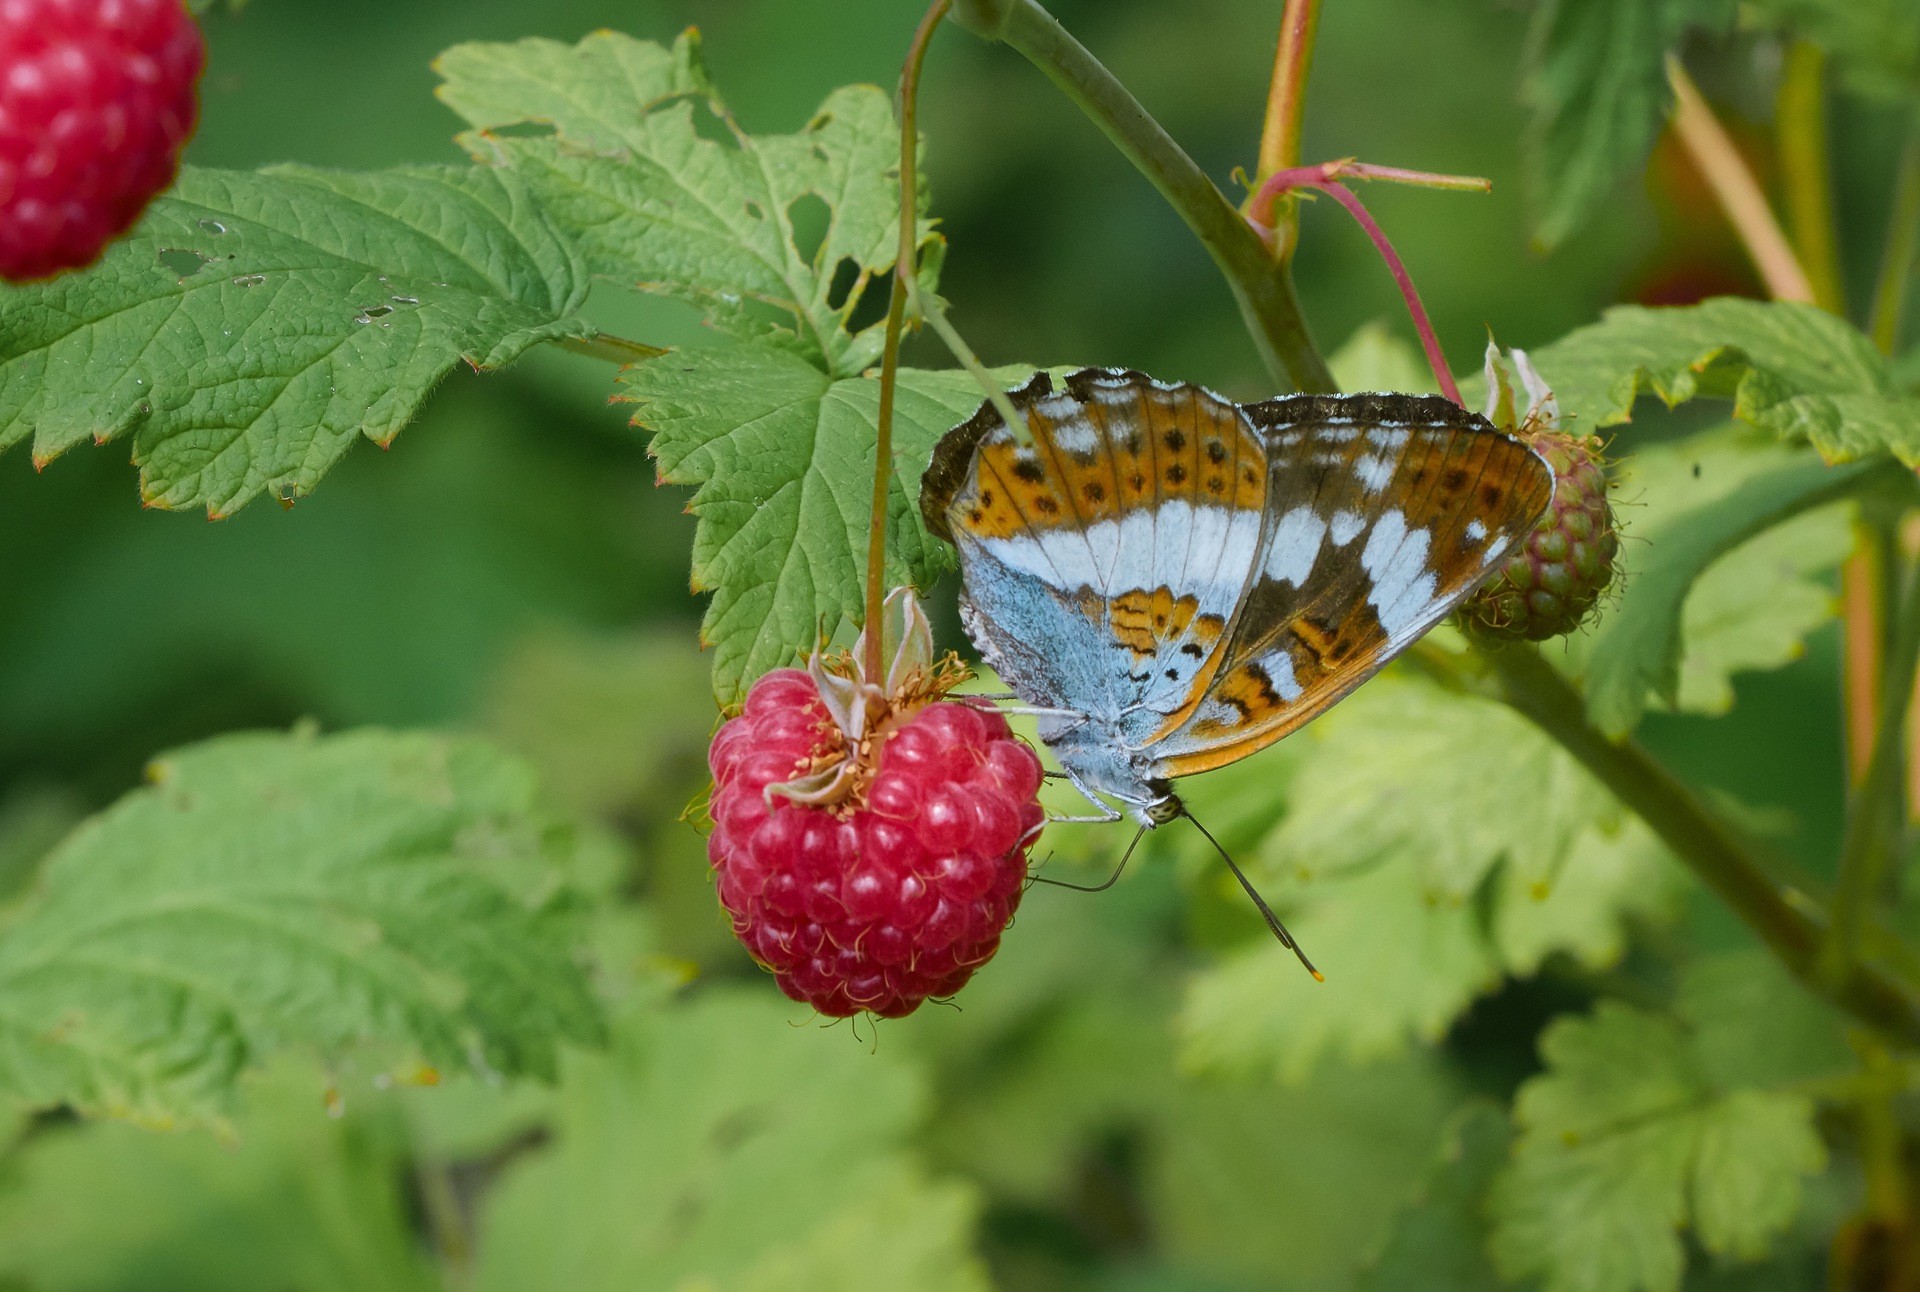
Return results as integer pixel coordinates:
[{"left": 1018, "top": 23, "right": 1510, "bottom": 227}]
[{"left": 867, "top": 0, "right": 951, "bottom": 681}]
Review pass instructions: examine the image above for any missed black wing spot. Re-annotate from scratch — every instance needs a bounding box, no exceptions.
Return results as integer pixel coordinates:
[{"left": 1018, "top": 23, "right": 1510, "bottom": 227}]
[
  {"left": 1164, "top": 668, "right": 1180, "bottom": 681},
  {"left": 1013, "top": 459, "right": 1046, "bottom": 483},
  {"left": 1243, "top": 661, "right": 1280, "bottom": 706},
  {"left": 1205, "top": 439, "right": 1227, "bottom": 464},
  {"left": 1179, "top": 642, "right": 1204, "bottom": 658},
  {"left": 1034, "top": 495, "right": 1060, "bottom": 515},
  {"left": 1166, "top": 464, "right": 1188, "bottom": 485},
  {"left": 1242, "top": 467, "right": 1259, "bottom": 485},
  {"left": 1083, "top": 481, "right": 1107, "bottom": 503},
  {"left": 1163, "top": 429, "right": 1187, "bottom": 452},
  {"left": 1129, "top": 472, "right": 1148, "bottom": 491},
  {"left": 1442, "top": 468, "right": 1469, "bottom": 490},
  {"left": 1482, "top": 484, "right": 1505, "bottom": 507},
  {"left": 1123, "top": 432, "right": 1143, "bottom": 455},
  {"left": 1205, "top": 475, "right": 1226, "bottom": 495},
  {"left": 979, "top": 489, "right": 995, "bottom": 506},
  {"left": 968, "top": 508, "right": 984, "bottom": 525}
]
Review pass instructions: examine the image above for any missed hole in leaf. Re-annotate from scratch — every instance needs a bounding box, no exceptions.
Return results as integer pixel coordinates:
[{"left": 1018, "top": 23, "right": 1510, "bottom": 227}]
[
  {"left": 786, "top": 193, "right": 830, "bottom": 267},
  {"left": 844, "top": 273, "right": 889, "bottom": 336},
  {"left": 825, "top": 257, "right": 862, "bottom": 312},
  {"left": 689, "top": 99, "right": 735, "bottom": 146},
  {"left": 158, "top": 248, "right": 211, "bottom": 278}
]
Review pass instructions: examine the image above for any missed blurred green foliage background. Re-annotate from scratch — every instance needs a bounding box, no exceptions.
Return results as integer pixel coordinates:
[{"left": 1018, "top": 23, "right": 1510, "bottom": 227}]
[{"left": 0, "top": 1, "right": 1895, "bottom": 1288}]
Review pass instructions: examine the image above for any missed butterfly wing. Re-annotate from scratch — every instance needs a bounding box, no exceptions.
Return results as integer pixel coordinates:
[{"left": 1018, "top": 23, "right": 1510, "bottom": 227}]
[
  {"left": 1145, "top": 392, "right": 1553, "bottom": 779},
  {"left": 922, "top": 369, "right": 1270, "bottom": 800}
]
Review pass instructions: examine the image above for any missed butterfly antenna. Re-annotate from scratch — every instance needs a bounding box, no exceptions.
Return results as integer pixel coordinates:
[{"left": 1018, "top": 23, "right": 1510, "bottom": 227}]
[
  {"left": 1182, "top": 809, "right": 1323, "bottom": 982},
  {"left": 1029, "top": 821, "right": 1148, "bottom": 893}
]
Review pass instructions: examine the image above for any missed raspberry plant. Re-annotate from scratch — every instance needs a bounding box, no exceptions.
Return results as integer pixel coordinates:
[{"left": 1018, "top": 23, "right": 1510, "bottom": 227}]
[{"left": 0, "top": 1, "right": 1918, "bottom": 1289}]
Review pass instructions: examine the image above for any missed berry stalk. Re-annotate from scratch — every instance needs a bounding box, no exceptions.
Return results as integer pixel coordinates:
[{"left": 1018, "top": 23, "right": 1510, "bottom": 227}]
[{"left": 867, "top": 0, "right": 951, "bottom": 682}]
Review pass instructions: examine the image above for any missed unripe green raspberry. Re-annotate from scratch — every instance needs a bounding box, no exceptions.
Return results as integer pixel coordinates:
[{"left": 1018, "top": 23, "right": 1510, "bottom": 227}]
[{"left": 1464, "top": 428, "right": 1618, "bottom": 641}]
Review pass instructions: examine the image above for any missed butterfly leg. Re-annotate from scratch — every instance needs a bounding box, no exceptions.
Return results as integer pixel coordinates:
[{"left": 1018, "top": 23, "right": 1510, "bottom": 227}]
[{"left": 1042, "top": 767, "right": 1125, "bottom": 824}]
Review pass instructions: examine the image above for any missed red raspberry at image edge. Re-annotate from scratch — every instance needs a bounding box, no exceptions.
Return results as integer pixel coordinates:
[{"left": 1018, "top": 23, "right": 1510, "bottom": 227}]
[
  {"left": 707, "top": 668, "right": 1045, "bottom": 1018},
  {"left": 0, "top": 0, "right": 205, "bottom": 281}
]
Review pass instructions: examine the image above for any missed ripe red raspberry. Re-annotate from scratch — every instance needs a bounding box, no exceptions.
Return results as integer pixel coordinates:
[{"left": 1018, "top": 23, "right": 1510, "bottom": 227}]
[
  {"left": 0, "top": 0, "right": 205, "bottom": 281},
  {"left": 1464, "top": 427, "right": 1618, "bottom": 641},
  {"left": 707, "top": 667, "right": 1044, "bottom": 1019}
]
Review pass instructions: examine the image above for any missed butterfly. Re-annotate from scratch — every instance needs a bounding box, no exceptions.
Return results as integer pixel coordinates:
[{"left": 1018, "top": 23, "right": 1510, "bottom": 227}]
[{"left": 920, "top": 367, "right": 1554, "bottom": 832}]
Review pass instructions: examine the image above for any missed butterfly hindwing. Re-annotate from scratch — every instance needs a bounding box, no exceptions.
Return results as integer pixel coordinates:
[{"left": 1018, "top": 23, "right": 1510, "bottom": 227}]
[{"left": 1147, "top": 392, "right": 1553, "bottom": 778}]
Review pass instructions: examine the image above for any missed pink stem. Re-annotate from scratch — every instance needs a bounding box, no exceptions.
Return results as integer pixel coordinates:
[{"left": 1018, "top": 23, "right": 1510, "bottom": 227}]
[
  {"left": 1245, "top": 159, "right": 1484, "bottom": 406},
  {"left": 1313, "top": 180, "right": 1461, "bottom": 406}
]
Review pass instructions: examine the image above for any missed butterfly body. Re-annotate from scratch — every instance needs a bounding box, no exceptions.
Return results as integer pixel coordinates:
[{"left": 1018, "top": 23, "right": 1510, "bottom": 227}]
[{"left": 922, "top": 369, "right": 1553, "bottom": 825}]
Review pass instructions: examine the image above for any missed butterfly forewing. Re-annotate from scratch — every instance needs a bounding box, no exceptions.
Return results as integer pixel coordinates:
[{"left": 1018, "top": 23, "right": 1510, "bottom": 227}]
[
  {"left": 1146, "top": 392, "right": 1553, "bottom": 778},
  {"left": 922, "top": 370, "right": 1270, "bottom": 761}
]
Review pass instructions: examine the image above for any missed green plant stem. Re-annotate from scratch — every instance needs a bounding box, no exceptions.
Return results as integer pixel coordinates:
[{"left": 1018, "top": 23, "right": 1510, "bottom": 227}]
[
  {"left": 1253, "top": 0, "right": 1322, "bottom": 260},
  {"left": 959, "top": 0, "right": 1920, "bottom": 1050},
  {"left": 1479, "top": 641, "right": 1920, "bottom": 1048},
  {"left": 1776, "top": 41, "right": 1847, "bottom": 315},
  {"left": 956, "top": 0, "right": 1334, "bottom": 393},
  {"left": 1871, "top": 116, "right": 1920, "bottom": 358},
  {"left": 1857, "top": 1039, "right": 1912, "bottom": 1224},
  {"left": 867, "top": 0, "right": 950, "bottom": 681},
  {"left": 1825, "top": 552, "right": 1920, "bottom": 984},
  {"left": 557, "top": 331, "right": 666, "bottom": 365}
]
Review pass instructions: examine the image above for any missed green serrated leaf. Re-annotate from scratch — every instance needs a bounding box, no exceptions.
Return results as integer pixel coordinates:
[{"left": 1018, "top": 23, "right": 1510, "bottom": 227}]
[
  {"left": 0, "top": 165, "right": 591, "bottom": 516},
  {"left": 436, "top": 30, "right": 936, "bottom": 378},
  {"left": 1262, "top": 676, "right": 1614, "bottom": 897},
  {"left": 0, "top": 728, "right": 602, "bottom": 1129},
  {"left": 1490, "top": 1001, "right": 1828, "bottom": 1292},
  {"left": 1179, "top": 856, "right": 1499, "bottom": 1082},
  {"left": 1582, "top": 434, "right": 1875, "bottom": 737},
  {"left": 1530, "top": 298, "right": 1920, "bottom": 464},
  {"left": 1522, "top": 0, "right": 1732, "bottom": 249},
  {"left": 0, "top": 1061, "right": 438, "bottom": 1292},
  {"left": 622, "top": 343, "right": 1026, "bottom": 702},
  {"left": 471, "top": 989, "right": 991, "bottom": 1292},
  {"left": 1180, "top": 675, "right": 1678, "bottom": 1082},
  {"left": 1676, "top": 951, "right": 1852, "bottom": 1091},
  {"left": 1493, "top": 818, "right": 1683, "bottom": 975}
]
